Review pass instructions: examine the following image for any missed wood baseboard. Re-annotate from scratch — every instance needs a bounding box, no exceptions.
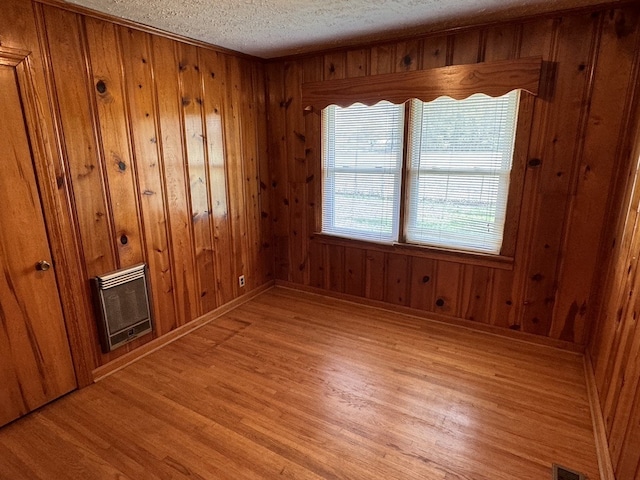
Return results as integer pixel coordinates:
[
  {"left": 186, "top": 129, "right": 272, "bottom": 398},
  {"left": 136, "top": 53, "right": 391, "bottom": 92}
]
[
  {"left": 584, "top": 352, "right": 616, "bottom": 480},
  {"left": 274, "top": 280, "right": 585, "bottom": 354},
  {"left": 92, "top": 281, "right": 275, "bottom": 382}
]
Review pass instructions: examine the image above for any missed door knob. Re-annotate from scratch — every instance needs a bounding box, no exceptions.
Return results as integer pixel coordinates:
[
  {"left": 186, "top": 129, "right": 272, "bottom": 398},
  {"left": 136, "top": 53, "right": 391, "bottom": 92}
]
[{"left": 36, "top": 260, "right": 51, "bottom": 272}]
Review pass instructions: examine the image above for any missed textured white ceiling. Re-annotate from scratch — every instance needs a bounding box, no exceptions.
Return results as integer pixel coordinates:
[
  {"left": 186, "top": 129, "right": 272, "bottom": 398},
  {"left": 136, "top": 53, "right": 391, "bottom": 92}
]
[{"left": 66, "top": 0, "right": 617, "bottom": 58}]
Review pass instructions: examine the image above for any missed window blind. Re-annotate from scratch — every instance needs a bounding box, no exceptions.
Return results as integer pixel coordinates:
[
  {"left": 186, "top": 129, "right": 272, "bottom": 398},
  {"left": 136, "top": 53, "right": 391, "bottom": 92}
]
[
  {"left": 405, "top": 91, "right": 520, "bottom": 254},
  {"left": 322, "top": 102, "right": 404, "bottom": 242}
]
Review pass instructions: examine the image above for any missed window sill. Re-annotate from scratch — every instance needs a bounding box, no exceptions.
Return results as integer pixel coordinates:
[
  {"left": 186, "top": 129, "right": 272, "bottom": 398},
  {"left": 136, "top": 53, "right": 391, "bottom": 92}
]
[{"left": 312, "top": 233, "right": 515, "bottom": 271}]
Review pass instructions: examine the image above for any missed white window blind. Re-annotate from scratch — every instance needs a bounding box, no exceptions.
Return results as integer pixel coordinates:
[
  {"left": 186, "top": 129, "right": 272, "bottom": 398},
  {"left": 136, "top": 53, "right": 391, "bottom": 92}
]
[
  {"left": 322, "top": 102, "right": 405, "bottom": 243},
  {"left": 405, "top": 91, "right": 520, "bottom": 254}
]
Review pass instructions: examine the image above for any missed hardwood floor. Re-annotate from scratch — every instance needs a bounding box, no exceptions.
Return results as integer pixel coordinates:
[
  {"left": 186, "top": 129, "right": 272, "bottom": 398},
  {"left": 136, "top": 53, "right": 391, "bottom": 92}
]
[{"left": 0, "top": 287, "right": 600, "bottom": 479}]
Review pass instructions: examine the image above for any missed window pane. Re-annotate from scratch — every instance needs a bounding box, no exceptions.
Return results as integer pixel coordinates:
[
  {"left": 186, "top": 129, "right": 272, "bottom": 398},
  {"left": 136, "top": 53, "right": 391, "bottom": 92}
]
[
  {"left": 322, "top": 102, "right": 404, "bottom": 242},
  {"left": 406, "top": 91, "right": 520, "bottom": 254}
]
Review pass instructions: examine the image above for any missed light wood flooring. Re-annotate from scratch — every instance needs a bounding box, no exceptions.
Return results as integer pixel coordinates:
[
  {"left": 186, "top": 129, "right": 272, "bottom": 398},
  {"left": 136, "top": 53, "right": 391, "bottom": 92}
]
[{"left": 0, "top": 287, "right": 600, "bottom": 479}]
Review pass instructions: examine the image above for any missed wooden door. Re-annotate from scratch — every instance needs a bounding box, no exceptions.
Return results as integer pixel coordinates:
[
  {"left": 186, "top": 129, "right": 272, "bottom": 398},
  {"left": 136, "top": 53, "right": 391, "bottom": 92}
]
[{"left": 0, "top": 52, "right": 76, "bottom": 427}]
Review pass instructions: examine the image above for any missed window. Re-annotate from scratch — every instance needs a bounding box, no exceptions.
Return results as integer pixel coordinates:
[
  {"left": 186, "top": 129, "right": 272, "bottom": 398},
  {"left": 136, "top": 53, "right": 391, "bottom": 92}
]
[
  {"left": 321, "top": 91, "right": 521, "bottom": 255},
  {"left": 322, "top": 101, "right": 405, "bottom": 242}
]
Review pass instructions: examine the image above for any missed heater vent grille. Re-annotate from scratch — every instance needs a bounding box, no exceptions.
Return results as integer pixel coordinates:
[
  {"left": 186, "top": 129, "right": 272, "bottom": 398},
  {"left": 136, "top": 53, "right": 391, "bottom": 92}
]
[
  {"left": 92, "top": 263, "right": 153, "bottom": 352},
  {"left": 97, "top": 266, "right": 146, "bottom": 289}
]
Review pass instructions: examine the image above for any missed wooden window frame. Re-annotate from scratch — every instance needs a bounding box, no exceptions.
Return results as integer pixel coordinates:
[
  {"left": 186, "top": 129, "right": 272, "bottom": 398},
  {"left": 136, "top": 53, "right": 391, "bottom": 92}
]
[{"left": 304, "top": 58, "right": 541, "bottom": 270}]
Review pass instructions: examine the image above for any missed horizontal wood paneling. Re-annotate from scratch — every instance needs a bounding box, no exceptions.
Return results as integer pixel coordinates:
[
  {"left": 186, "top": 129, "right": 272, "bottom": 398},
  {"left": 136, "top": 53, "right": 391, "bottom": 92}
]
[
  {"left": 266, "top": 5, "right": 640, "bottom": 348},
  {"left": 37, "top": 4, "right": 272, "bottom": 368}
]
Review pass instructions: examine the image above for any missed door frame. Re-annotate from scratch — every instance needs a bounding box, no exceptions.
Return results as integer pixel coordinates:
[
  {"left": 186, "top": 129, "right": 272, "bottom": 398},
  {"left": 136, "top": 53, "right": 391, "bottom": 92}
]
[{"left": 1, "top": 45, "right": 98, "bottom": 387}]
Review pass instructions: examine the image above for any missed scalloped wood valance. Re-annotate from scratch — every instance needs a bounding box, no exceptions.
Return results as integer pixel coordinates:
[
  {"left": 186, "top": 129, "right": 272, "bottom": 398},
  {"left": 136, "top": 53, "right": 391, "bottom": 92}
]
[{"left": 302, "top": 56, "right": 543, "bottom": 111}]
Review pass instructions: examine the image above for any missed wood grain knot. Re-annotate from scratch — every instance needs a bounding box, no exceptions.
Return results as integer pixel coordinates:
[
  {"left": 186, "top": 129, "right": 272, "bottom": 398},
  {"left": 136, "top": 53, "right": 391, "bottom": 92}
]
[
  {"left": 96, "top": 80, "right": 107, "bottom": 94},
  {"left": 528, "top": 158, "right": 542, "bottom": 167}
]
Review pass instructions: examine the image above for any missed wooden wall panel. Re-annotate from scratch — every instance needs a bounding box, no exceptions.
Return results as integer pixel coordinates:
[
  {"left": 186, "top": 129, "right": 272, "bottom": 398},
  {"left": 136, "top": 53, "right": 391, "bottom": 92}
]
[
  {"left": 200, "top": 49, "right": 234, "bottom": 306},
  {"left": 302, "top": 56, "right": 324, "bottom": 289},
  {"left": 409, "top": 258, "right": 436, "bottom": 311},
  {"left": 178, "top": 42, "right": 217, "bottom": 314},
  {"left": 222, "top": 55, "right": 252, "bottom": 297},
  {"left": 238, "top": 58, "right": 264, "bottom": 292},
  {"left": 588, "top": 7, "right": 640, "bottom": 477},
  {"left": 84, "top": 18, "right": 144, "bottom": 269},
  {"left": 37, "top": 4, "right": 271, "bottom": 369},
  {"left": 42, "top": 8, "right": 116, "bottom": 279},
  {"left": 120, "top": 27, "right": 178, "bottom": 337},
  {"left": 151, "top": 35, "right": 199, "bottom": 327},
  {"left": 344, "top": 247, "right": 365, "bottom": 297},
  {"left": 520, "top": 13, "right": 597, "bottom": 338},
  {"left": 284, "top": 61, "right": 307, "bottom": 284},
  {"left": 265, "top": 62, "right": 290, "bottom": 280},
  {"left": 268, "top": 4, "right": 640, "bottom": 350},
  {"left": 253, "top": 62, "right": 274, "bottom": 284},
  {"left": 385, "top": 254, "right": 409, "bottom": 306}
]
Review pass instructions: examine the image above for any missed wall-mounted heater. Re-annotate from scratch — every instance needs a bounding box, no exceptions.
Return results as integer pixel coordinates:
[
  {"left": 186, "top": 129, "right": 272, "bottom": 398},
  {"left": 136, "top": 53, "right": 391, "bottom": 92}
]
[{"left": 91, "top": 263, "right": 153, "bottom": 352}]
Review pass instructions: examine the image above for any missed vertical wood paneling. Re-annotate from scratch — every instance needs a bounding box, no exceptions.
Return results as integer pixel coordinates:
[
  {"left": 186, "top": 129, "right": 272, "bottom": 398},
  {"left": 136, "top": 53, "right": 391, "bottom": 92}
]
[
  {"left": 251, "top": 61, "right": 273, "bottom": 285},
  {"left": 266, "top": 62, "right": 290, "bottom": 280},
  {"left": 385, "top": 254, "right": 409, "bottom": 306},
  {"left": 84, "top": 17, "right": 144, "bottom": 269},
  {"left": 346, "top": 49, "right": 369, "bottom": 77},
  {"left": 483, "top": 24, "right": 520, "bottom": 61},
  {"left": 450, "top": 30, "right": 482, "bottom": 64},
  {"left": 521, "top": 14, "right": 597, "bottom": 338},
  {"left": 394, "top": 40, "right": 420, "bottom": 72},
  {"left": 38, "top": 4, "right": 271, "bottom": 368},
  {"left": 490, "top": 269, "right": 518, "bottom": 330},
  {"left": 42, "top": 7, "right": 116, "bottom": 278},
  {"left": 574, "top": 6, "right": 640, "bottom": 478},
  {"left": 434, "top": 262, "right": 462, "bottom": 316},
  {"left": 327, "top": 244, "right": 345, "bottom": 293},
  {"left": 288, "top": 182, "right": 307, "bottom": 280},
  {"left": 501, "top": 17, "right": 556, "bottom": 333},
  {"left": 365, "top": 250, "right": 385, "bottom": 301},
  {"left": 178, "top": 43, "right": 217, "bottom": 314},
  {"left": 344, "top": 247, "right": 365, "bottom": 297},
  {"left": 151, "top": 36, "right": 199, "bottom": 326},
  {"left": 303, "top": 56, "right": 324, "bottom": 288},
  {"left": 284, "top": 60, "right": 307, "bottom": 284},
  {"left": 551, "top": 8, "right": 640, "bottom": 345},
  {"left": 323, "top": 52, "right": 346, "bottom": 80},
  {"left": 461, "top": 266, "right": 494, "bottom": 323},
  {"left": 253, "top": 62, "right": 274, "bottom": 283},
  {"left": 200, "top": 49, "right": 234, "bottom": 305},
  {"left": 238, "top": 57, "right": 263, "bottom": 291},
  {"left": 421, "top": 35, "right": 448, "bottom": 69},
  {"left": 223, "top": 54, "right": 252, "bottom": 295},
  {"left": 119, "top": 27, "right": 177, "bottom": 336},
  {"left": 370, "top": 44, "right": 394, "bottom": 74},
  {"left": 409, "top": 257, "right": 436, "bottom": 311}
]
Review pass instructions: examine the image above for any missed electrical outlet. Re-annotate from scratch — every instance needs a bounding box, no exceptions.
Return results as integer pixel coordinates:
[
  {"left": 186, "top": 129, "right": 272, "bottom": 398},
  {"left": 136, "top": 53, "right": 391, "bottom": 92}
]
[{"left": 239, "top": 275, "right": 245, "bottom": 288}]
